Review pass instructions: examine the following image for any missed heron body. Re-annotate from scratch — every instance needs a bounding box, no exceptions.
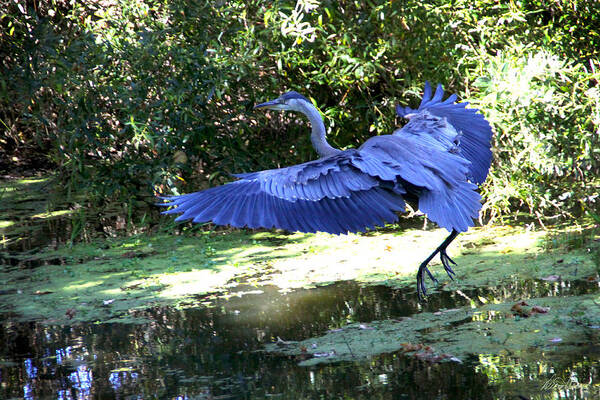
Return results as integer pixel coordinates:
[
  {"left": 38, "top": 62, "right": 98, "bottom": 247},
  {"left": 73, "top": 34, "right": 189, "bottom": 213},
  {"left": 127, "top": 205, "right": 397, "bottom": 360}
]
[{"left": 160, "top": 83, "right": 494, "bottom": 298}]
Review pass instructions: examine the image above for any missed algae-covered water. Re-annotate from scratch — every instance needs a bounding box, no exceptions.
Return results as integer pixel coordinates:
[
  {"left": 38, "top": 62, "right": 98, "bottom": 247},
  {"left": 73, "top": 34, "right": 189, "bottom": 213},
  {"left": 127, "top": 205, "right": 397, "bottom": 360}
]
[
  {"left": 2, "top": 281, "right": 600, "bottom": 399},
  {"left": 1, "top": 176, "right": 600, "bottom": 399}
]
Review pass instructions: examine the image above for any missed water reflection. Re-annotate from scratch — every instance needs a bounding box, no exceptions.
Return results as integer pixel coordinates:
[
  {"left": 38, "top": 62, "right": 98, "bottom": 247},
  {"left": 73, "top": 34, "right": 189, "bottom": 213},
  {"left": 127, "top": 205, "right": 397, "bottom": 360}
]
[
  {"left": 1, "top": 281, "right": 599, "bottom": 399},
  {"left": 476, "top": 354, "right": 600, "bottom": 399}
]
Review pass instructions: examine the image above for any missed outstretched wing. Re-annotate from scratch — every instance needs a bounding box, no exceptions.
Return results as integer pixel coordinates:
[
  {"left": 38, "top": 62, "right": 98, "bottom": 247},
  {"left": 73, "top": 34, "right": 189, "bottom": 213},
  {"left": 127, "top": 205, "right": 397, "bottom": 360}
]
[
  {"left": 359, "top": 135, "right": 482, "bottom": 233},
  {"left": 395, "top": 82, "right": 493, "bottom": 184},
  {"left": 159, "top": 150, "right": 406, "bottom": 235}
]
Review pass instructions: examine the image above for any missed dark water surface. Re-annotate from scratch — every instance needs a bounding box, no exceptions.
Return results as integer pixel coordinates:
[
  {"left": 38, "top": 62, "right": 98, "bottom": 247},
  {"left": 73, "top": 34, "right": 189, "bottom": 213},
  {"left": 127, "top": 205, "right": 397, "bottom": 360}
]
[{"left": 1, "top": 281, "right": 599, "bottom": 399}]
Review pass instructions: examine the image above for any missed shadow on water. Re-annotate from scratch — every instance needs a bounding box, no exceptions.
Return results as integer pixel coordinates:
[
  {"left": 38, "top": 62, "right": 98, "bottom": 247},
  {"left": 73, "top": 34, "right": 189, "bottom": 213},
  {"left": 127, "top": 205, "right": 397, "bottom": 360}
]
[
  {"left": 1, "top": 177, "right": 72, "bottom": 255},
  {"left": 1, "top": 279, "right": 599, "bottom": 399}
]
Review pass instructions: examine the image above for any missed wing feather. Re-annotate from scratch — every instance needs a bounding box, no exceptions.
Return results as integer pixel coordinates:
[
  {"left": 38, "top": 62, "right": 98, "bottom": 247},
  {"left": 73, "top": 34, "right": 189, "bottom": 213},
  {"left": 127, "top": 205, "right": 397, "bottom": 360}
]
[
  {"left": 261, "top": 194, "right": 276, "bottom": 228},
  {"left": 161, "top": 179, "right": 405, "bottom": 234},
  {"left": 190, "top": 196, "right": 224, "bottom": 224},
  {"left": 213, "top": 195, "right": 236, "bottom": 226},
  {"left": 395, "top": 81, "right": 493, "bottom": 184},
  {"left": 330, "top": 197, "right": 360, "bottom": 232},
  {"left": 291, "top": 200, "right": 316, "bottom": 233},
  {"left": 242, "top": 195, "right": 258, "bottom": 228}
]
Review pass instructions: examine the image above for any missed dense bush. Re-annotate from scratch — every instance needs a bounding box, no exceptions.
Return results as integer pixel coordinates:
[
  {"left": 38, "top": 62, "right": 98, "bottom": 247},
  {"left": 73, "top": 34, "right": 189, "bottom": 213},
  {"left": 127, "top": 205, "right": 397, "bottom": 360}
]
[
  {"left": 1, "top": 0, "right": 598, "bottom": 226},
  {"left": 473, "top": 49, "right": 600, "bottom": 222}
]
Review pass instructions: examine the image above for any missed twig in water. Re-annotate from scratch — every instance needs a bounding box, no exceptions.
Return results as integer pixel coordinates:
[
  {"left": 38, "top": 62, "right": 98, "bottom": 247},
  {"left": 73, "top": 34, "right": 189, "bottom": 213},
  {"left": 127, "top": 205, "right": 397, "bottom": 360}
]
[{"left": 342, "top": 333, "right": 355, "bottom": 359}]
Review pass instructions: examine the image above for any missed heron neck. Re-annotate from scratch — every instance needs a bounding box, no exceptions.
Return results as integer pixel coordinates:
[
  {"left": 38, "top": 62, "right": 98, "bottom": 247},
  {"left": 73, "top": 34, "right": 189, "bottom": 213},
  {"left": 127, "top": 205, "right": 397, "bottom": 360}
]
[{"left": 302, "top": 104, "right": 340, "bottom": 158}]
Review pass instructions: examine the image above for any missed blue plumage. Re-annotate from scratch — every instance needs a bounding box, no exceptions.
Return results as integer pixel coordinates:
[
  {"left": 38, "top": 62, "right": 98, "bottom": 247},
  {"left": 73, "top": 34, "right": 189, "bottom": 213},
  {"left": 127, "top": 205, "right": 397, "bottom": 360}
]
[
  {"left": 159, "top": 83, "right": 494, "bottom": 298},
  {"left": 396, "top": 82, "right": 494, "bottom": 184}
]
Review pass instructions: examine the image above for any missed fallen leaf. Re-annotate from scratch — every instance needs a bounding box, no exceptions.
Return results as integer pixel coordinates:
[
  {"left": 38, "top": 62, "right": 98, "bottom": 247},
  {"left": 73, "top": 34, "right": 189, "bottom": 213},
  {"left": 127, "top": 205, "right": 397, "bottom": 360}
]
[
  {"left": 65, "top": 309, "right": 76, "bottom": 319},
  {"left": 548, "top": 337, "right": 562, "bottom": 343},
  {"left": 359, "top": 324, "right": 374, "bottom": 330},
  {"left": 34, "top": 290, "right": 53, "bottom": 295},
  {"left": 295, "top": 353, "right": 312, "bottom": 362},
  {"left": 384, "top": 245, "right": 393, "bottom": 252},
  {"left": 531, "top": 305, "right": 550, "bottom": 314},
  {"left": 400, "top": 343, "right": 422, "bottom": 352},
  {"left": 511, "top": 303, "right": 530, "bottom": 318},
  {"left": 121, "top": 283, "right": 142, "bottom": 291},
  {"left": 103, "top": 299, "right": 115, "bottom": 305},
  {"left": 398, "top": 344, "right": 461, "bottom": 363}
]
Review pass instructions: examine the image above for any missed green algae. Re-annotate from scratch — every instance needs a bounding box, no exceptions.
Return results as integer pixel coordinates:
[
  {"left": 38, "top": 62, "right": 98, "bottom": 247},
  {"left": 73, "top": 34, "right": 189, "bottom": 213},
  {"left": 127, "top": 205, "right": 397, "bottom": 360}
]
[
  {"left": 1, "top": 222, "right": 597, "bottom": 327},
  {"left": 0, "top": 230, "right": 311, "bottom": 324},
  {"left": 264, "top": 293, "right": 600, "bottom": 366}
]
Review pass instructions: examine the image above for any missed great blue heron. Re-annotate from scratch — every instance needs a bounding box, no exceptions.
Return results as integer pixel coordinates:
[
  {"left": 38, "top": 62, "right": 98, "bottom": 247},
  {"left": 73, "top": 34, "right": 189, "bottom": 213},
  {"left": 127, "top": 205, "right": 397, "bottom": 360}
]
[{"left": 160, "top": 82, "right": 493, "bottom": 299}]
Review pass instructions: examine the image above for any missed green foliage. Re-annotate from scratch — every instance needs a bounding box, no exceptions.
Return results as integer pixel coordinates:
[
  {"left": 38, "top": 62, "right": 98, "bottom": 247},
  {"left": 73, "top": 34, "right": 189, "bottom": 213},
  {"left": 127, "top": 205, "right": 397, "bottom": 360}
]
[
  {"left": 473, "top": 48, "right": 600, "bottom": 220},
  {"left": 1, "top": 1, "right": 219, "bottom": 202},
  {"left": 0, "top": 0, "right": 598, "bottom": 232}
]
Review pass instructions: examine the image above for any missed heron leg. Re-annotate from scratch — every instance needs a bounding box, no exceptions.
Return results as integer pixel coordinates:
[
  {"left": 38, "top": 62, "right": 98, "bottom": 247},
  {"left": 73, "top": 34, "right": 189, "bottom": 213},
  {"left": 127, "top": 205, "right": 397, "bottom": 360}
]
[{"left": 416, "top": 230, "right": 459, "bottom": 300}]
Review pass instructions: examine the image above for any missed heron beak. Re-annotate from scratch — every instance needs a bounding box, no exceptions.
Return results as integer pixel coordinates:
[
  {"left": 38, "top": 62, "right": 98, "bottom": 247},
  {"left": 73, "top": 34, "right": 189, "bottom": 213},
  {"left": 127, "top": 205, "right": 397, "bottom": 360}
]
[{"left": 254, "top": 99, "right": 286, "bottom": 110}]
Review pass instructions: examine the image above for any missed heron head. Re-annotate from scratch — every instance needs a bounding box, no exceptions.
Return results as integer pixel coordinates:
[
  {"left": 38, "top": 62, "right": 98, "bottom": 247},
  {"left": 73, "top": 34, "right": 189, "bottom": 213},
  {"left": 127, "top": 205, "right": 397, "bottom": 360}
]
[{"left": 254, "top": 91, "right": 312, "bottom": 112}]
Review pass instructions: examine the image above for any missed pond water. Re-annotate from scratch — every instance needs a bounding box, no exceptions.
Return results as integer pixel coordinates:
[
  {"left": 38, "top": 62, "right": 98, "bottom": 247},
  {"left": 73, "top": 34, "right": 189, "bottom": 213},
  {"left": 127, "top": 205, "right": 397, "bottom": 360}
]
[{"left": 1, "top": 280, "right": 599, "bottom": 399}]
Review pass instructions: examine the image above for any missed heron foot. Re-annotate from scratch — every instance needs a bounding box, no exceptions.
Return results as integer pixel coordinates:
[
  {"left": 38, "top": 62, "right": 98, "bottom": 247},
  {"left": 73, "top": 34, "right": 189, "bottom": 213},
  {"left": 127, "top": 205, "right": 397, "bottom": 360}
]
[
  {"left": 416, "top": 230, "right": 460, "bottom": 300},
  {"left": 417, "top": 249, "right": 458, "bottom": 300},
  {"left": 440, "top": 249, "right": 457, "bottom": 280},
  {"left": 416, "top": 262, "right": 438, "bottom": 301}
]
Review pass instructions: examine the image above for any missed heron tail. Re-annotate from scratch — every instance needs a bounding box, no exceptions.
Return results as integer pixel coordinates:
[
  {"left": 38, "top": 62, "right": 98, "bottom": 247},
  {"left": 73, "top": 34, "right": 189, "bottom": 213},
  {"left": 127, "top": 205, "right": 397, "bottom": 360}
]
[{"left": 396, "top": 82, "right": 493, "bottom": 185}]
